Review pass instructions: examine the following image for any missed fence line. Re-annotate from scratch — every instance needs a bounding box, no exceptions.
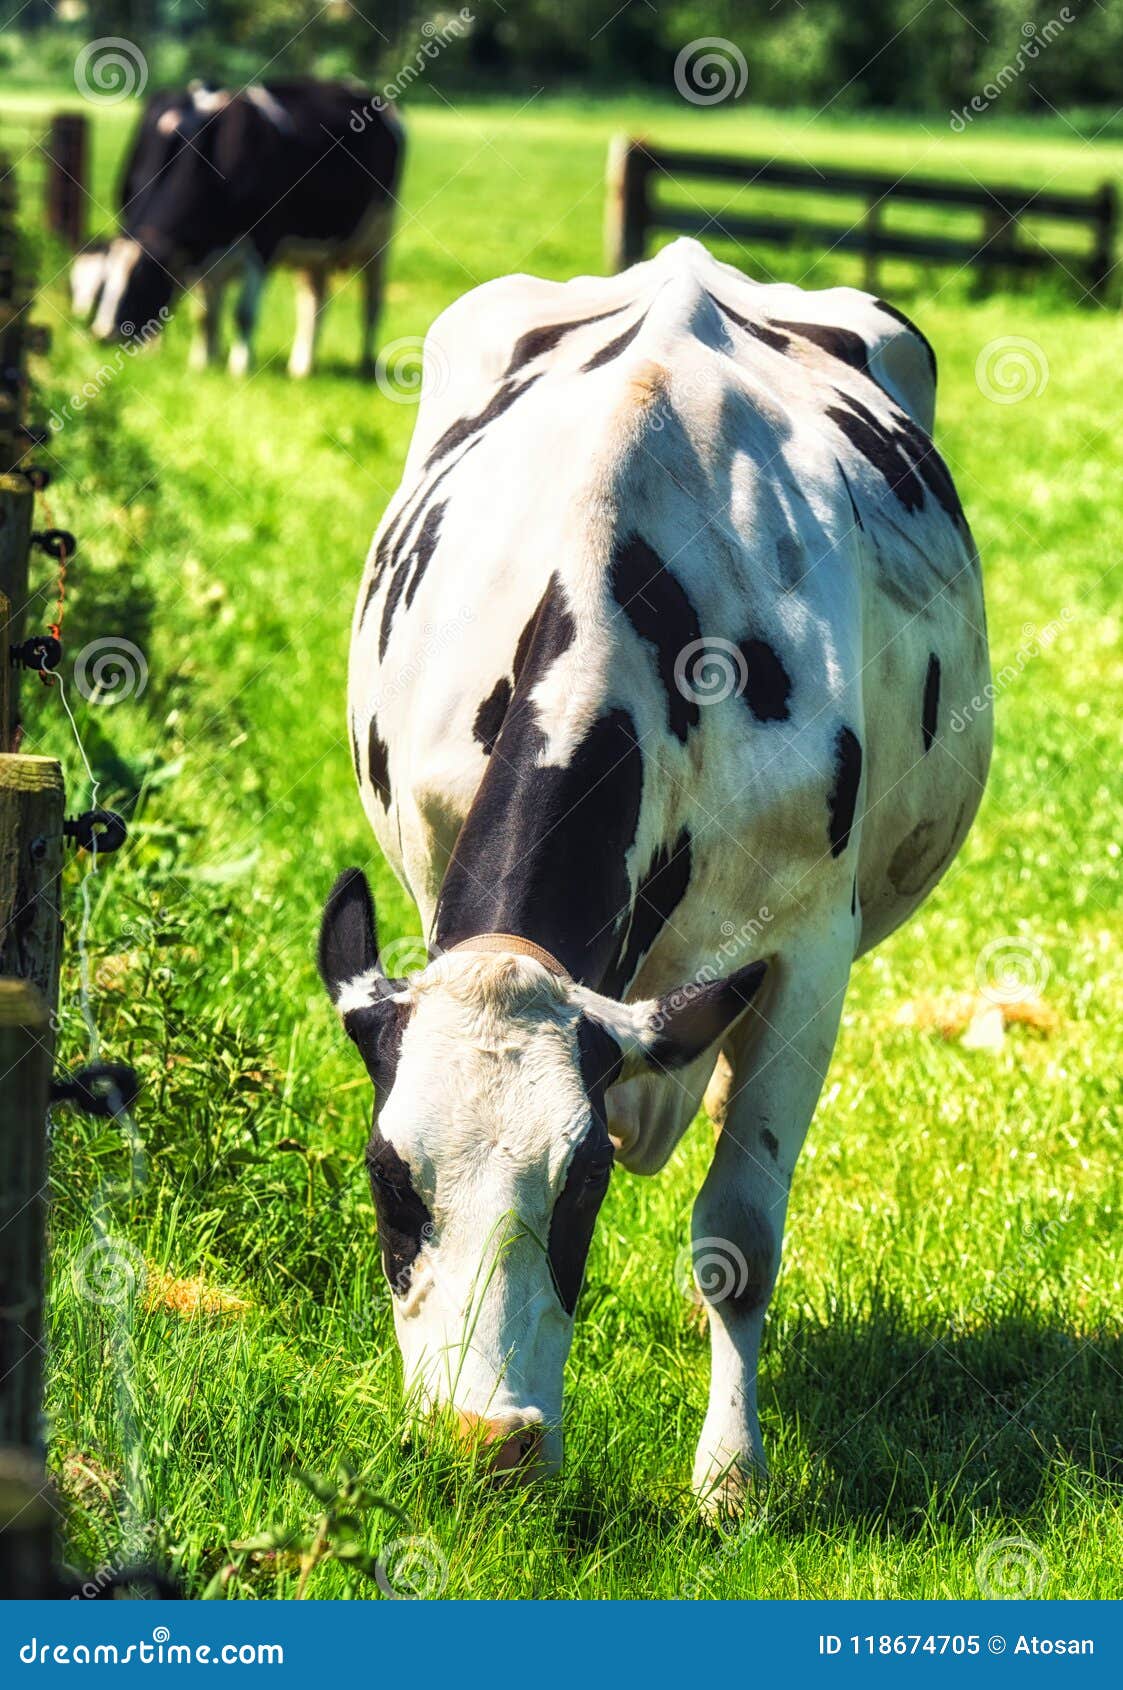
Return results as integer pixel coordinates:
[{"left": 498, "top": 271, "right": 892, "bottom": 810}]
[{"left": 605, "top": 136, "right": 1118, "bottom": 299}]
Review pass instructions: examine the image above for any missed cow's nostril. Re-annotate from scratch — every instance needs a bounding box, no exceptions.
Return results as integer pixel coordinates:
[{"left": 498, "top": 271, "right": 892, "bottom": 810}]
[{"left": 454, "top": 1411, "right": 544, "bottom": 1477}]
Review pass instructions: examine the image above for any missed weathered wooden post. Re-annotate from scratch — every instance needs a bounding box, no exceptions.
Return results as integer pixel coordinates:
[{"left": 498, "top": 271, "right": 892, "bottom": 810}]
[
  {"left": 0, "top": 978, "right": 53, "bottom": 1455},
  {"left": 0, "top": 1447, "right": 57, "bottom": 1599},
  {"left": 1089, "top": 181, "right": 1117, "bottom": 300},
  {"left": 862, "top": 195, "right": 882, "bottom": 294},
  {"left": 45, "top": 112, "right": 89, "bottom": 251},
  {"left": 0, "top": 754, "right": 66, "bottom": 1012},
  {"left": 606, "top": 136, "right": 653, "bottom": 272}
]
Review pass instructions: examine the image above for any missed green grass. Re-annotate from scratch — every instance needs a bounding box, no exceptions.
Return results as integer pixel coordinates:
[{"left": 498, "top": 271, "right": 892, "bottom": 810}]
[{"left": 9, "top": 90, "right": 1121, "bottom": 1598}]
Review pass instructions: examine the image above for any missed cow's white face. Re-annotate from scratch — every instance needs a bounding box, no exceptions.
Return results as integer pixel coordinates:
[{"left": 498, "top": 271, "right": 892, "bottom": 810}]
[
  {"left": 319, "top": 869, "right": 767, "bottom": 1477},
  {"left": 70, "top": 248, "right": 110, "bottom": 322}
]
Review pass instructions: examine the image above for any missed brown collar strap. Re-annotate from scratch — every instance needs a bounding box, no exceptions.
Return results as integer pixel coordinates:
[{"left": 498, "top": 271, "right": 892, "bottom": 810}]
[{"left": 446, "top": 932, "right": 571, "bottom": 980}]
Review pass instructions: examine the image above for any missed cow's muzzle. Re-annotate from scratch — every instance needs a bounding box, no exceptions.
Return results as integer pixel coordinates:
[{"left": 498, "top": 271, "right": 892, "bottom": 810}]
[{"left": 454, "top": 1410, "right": 545, "bottom": 1478}]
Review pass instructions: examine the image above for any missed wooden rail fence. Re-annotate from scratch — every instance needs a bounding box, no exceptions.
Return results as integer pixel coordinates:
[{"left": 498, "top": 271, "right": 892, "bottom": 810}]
[
  {"left": 0, "top": 151, "right": 65, "bottom": 1597},
  {"left": 605, "top": 137, "right": 1118, "bottom": 299}
]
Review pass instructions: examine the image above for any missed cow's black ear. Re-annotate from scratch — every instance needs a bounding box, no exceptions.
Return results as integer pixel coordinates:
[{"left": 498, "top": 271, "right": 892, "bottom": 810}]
[
  {"left": 641, "top": 960, "right": 768, "bottom": 1071},
  {"left": 577, "top": 958, "right": 768, "bottom": 1085},
  {"left": 319, "top": 868, "right": 379, "bottom": 1000}
]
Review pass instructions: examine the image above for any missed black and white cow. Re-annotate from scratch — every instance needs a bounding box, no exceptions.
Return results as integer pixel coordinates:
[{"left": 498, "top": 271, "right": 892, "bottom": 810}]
[
  {"left": 319, "top": 238, "right": 992, "bottom": 1510},
  {"left": 81, "top": 79, "right": 403, "bottom": 377}
]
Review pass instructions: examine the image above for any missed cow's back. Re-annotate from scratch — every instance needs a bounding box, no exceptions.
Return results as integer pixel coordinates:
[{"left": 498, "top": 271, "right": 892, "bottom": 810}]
[{"left": 351, "top": 239, "right": 990, "bottom": 983}]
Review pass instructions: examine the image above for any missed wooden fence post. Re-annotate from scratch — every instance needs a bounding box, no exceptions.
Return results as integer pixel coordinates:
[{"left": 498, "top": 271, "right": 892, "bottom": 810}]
[
  {"left": 0, "top": 978, "right": 52, "bottom": 1456},
  {"left": 0, "top": 754, "right": 65, "bottom": 1015},
  {"left": 0, "top": 473, "right": 35, "bottom": 750},
  {"left": 0, "top": 1447, "right": 57, "bottom": 1598},
  {"left": 45, "top": 113, "right": 89, "bottom": 252},
  {"left": 862, "top": 195, "right": 882, "bottom": 293},
  {"left": 606, "top": 136, "right": 652, "bottom": 272},
  {"left": 1089, "top": 181, "right": 1117, "bottom": 300}
]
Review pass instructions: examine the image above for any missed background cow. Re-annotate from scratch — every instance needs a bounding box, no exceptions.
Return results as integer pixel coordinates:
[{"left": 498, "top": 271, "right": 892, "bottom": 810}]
[
  {"left": 80, "top": 79, "right": 403, "bottom": 377},
  {"left": 320, "top": 238, "right": 992, "bottom": 1513}
]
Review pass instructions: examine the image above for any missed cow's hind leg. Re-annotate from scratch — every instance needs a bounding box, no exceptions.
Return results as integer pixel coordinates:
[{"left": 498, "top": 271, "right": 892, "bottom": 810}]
[
  {"left": 288, "top": 267, "right": 327, "bottom": 378},
  {"left": 229, "top": 256, "right": 266, "bottom": 377},
  {"left": 188, "top": 278, "right": 223, "bottom": 371},
  {"left": 691, "top": 929, "right": 851, "bottom": 1516}
]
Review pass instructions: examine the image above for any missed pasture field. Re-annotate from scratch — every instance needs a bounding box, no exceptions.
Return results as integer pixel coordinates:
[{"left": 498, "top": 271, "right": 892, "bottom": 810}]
[{"left": 10, "top": 90, "right": 1122, "bottom": 1599}]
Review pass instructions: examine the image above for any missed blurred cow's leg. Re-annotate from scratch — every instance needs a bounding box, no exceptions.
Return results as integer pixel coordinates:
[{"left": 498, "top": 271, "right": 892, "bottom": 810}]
[
  {"left": 229, "top": 256, "right": 267, "bottom": 377},
  {"left": 289, "top": 267, "right": 327, "bottom": 378},
  {"left": 188, "top": 277, "right": 223, "bottom": 371}
]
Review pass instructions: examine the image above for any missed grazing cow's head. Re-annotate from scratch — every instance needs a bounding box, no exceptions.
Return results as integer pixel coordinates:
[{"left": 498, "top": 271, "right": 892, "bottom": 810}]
[
  {"left": 319, "top": 869, "right": 767, "bottom": 1477},
  {"left": 69, "top": 244, "right": 111, "bottom": 322},
  {"left": 90, "top": 236, "right": 177, "bottom": 344}
]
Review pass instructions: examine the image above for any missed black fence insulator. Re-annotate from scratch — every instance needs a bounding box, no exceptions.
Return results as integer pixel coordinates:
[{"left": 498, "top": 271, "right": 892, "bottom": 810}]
[
  {"left": 50, "top": 1062, "right": 141, "bottom": 1118},
  {"left": 25, "top": 325, "right": 51, "bottom": 356},
  {"left": 64, "top": 808, "right": 127, "bottom": 854},
  {"left": 16, "top": 423, "right": 50, "bottom": 449},
  {"left": 10, "top": 635, "right": 62, "bottom": 673},
  {"left": 30, "top": 528, "right": 76, "bottom": 560},
  {"left": 24, "top": 465, "right": 52, "bottom": 491}
]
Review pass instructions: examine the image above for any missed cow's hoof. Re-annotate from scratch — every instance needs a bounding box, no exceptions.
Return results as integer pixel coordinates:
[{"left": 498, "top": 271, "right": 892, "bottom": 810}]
[
  {"left": 228, "top": 345, "right": 251, "bottom": 378},
  {"left": 287, "top": 358, "right": 313, "bottom": 379},
  {"left": 692, "top": 1446, "right": 764, "bottom": 1523}
]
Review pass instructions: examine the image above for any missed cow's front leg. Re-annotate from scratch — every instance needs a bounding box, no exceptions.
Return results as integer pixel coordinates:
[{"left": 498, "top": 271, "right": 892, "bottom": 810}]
[
  {"left": 691, "top": 935, "right": 850, "bottom": 1517},
  {"left": 188, "top": 278, "right": 223, "bottom": 370},
  {"left": 288, "top": 267, "right": 327, "bottom": 378},
  {"left": 229, "top": 256, "right": 266, "bottom": 377}
]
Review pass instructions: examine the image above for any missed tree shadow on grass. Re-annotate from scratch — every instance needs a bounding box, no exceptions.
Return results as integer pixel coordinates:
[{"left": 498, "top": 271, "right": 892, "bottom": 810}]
[{"left": 764, "top": 1294, "right": 1123, "bottom": 1534}]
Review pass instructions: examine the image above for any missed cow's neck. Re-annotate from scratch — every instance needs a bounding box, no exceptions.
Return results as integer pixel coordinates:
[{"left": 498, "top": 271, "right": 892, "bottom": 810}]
[{"left": 432, "top": 579, "right": 642, "bottom": 991}]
